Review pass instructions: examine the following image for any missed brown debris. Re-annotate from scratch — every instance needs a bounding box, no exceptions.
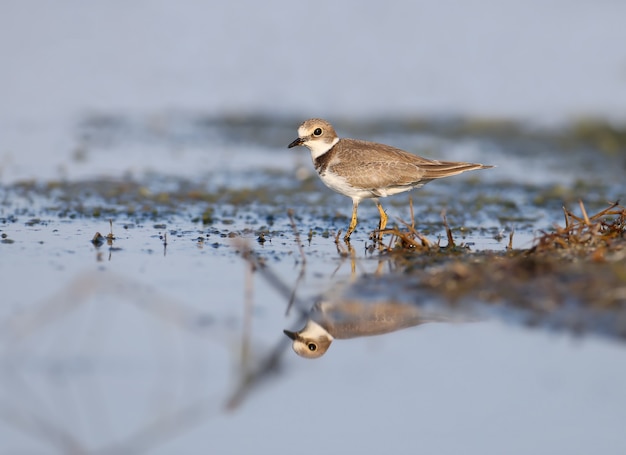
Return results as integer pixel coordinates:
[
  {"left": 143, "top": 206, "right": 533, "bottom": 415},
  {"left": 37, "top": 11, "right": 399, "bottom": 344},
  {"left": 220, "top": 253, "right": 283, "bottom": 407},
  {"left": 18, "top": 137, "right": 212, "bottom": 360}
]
[{"left": 528, "top": 200, "right": 625, "bottom": 259}]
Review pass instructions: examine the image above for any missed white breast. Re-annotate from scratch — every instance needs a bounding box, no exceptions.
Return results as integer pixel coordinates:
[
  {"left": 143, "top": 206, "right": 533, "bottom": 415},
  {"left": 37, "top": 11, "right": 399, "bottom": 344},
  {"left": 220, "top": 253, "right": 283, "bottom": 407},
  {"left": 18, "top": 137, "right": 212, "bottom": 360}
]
[
  {"left": 319, "top": 170, "right": 373, "bottom": 201},
  {"left": 319, "top": 165, "right": 425, "bottom": 201},
  {"left": 307, "top": 137, "right": 339, "bottom": 160}
]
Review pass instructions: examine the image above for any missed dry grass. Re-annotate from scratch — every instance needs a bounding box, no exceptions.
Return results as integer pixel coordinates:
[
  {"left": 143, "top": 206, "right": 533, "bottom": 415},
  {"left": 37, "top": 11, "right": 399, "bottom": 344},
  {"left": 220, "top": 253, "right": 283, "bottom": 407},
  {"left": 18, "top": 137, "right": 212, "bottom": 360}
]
[
  {"left": 374, "top": 200, "right": 625, "bottom": 260},
  {"left": 528, "top": 200, "right": 625, "bottom": 259},
  {"left": 384, "top": 201, "right": 626, "bottom": 320}
]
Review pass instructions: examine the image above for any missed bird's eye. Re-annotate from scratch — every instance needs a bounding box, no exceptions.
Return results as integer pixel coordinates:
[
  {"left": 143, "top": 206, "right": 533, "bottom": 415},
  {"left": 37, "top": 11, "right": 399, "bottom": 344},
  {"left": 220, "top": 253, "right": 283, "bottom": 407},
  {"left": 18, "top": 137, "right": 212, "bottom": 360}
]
[
  {"left": 307, "top": 343, "right": 317, "bottom": 351},
  {"left": 313, "top": 128, "right": 323, "bottom": 136}
]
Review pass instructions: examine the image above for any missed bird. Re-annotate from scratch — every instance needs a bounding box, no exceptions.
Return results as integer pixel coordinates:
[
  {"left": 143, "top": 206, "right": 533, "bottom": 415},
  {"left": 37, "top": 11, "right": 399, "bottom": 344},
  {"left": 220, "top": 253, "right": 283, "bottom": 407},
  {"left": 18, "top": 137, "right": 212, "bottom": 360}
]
[
  {"left": 288, "top": 118, "right": 493, "bottom": 241},
  {"left": 283, "top": 299, "right": 453, "bottom": 359}
]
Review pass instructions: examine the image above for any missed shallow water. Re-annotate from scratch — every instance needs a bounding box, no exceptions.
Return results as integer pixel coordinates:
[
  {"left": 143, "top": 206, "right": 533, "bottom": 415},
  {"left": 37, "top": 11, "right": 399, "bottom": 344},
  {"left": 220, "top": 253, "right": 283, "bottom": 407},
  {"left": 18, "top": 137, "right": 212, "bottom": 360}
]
[
  {"left": 1, "top": 111, "right": 625, "bottom": 454},
  {"left": 2, "top": 1, "right": 626, "bottom": 452}
]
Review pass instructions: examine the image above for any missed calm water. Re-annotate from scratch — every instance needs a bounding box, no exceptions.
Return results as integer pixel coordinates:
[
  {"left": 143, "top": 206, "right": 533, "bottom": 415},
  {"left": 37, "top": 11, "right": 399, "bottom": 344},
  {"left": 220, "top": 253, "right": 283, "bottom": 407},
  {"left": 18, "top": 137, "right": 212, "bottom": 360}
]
[{"left": 1, "top": 2, "right": 626, "bottom": 454}]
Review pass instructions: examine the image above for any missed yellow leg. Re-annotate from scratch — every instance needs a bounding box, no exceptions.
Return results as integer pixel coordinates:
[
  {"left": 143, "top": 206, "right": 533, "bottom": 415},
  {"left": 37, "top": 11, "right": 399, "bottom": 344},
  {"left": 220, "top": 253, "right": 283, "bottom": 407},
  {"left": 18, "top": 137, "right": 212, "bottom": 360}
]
[
  {"left": 344, "top": 200, "right": 359, "bottom": 241},
  {"left": 376, "top": 200, "right": 388, "bottom": 234}
]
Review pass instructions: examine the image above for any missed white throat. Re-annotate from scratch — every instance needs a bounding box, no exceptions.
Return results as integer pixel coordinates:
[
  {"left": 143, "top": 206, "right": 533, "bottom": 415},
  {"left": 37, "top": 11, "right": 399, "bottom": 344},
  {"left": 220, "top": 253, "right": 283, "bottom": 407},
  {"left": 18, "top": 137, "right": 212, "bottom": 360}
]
[
  {"left": 306, "top": 137, "right": 339, "bottom": 160},
  {"left": 299, "top": 320, "right": 334, "bottom": 340}
]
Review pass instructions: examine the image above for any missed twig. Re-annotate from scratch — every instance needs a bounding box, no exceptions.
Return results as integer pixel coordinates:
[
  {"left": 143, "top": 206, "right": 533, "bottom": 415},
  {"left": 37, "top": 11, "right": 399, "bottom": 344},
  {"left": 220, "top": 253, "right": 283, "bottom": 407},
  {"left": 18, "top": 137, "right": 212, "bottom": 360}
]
[
  {"left": 286, "top": 210, "right": 307, "bottom": 316},
  {"left": 241, "top": 251, "right": 254, "bottom": 366},
  {"left": 396, "top": 218, "right": 433, "bottom": 248},
  {"left": 579, "top": 200, "right": 591, "bottom": 226},
  {"left": 441, "top": 210, "right": 455, "bottom": 248},
  {"left": 234, "top": 240, "right": 305, "bottom": 308},
  {"left": 287, "top": 209, "right": 306, "bottom": 266},
  {"left": 507, "top": 231, "right": 514, "bottom": 250}
]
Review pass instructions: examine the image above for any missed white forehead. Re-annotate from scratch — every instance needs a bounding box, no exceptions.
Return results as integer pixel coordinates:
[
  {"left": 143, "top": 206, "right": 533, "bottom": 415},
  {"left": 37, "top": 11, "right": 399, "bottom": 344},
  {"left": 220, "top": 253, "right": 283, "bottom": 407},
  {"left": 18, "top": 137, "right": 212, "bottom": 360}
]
[{"left": 297, "top": 124, "right": 309, "bottom": 137}]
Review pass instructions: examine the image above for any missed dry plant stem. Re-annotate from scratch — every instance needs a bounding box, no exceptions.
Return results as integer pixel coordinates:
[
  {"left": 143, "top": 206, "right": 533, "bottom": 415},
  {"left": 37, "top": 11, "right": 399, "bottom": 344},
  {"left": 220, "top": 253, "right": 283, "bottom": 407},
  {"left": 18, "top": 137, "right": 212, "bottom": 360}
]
[
  {"left": 106, "top": 219, "right": 115, "bottom": 246},
  {"left": 286, "top": 209, "right": 307, "bottom": 316},
  {"left": 387, "top": 231, "right": 395, "bottom": 250},
  {"left": 397, "top": 218, "right": 433, "bottom": 248},
  {"left": 441, "top": 210, "right": 455, "bottom": 248},
  {"left": 507, "top": 231, "right": 514, "bottom": 250},
  {"left": 225, "top": 333, "right": 296, "bottom": 411},
  {"left": 241, "top": 257, "right": 254, "bottom": 365},
  {"left": 235, "top": 241, "right": 304, "bottom": 308},
  {"left": 563, "top": 206, "right": 571, "bottom": 243},
  {"left": 388, "top": 227, "right": 425, "bottom": 249},
  {"left": 590, "top": 201, "right": 620, "bottom": 219},
  {"left": 287, "top": 209, "right": 306, "bottom": 266},
  {"left": 530, "top": 201, "right": 625, "bottom": 254},
  {"left": 579, "top": 199, "right": 591, "bottom": 226},
  {"left": 330, "top": 246, "right": 347, "bottom": 277}
]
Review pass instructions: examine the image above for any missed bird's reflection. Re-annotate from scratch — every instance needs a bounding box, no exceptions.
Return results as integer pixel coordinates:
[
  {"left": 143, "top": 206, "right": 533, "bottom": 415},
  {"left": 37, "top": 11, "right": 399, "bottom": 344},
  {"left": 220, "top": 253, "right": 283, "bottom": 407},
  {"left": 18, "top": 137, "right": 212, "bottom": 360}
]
[{"left": 284, "top": 299, "right": 454, "bottom": 358}]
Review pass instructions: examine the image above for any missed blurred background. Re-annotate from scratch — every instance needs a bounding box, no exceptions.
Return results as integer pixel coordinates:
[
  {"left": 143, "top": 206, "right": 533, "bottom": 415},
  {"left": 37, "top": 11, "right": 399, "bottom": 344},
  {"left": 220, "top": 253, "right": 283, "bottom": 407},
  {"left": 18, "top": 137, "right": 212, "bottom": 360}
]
[
  {"left": 2, "top": 1, "right": 625, "bottom": 157},
  {"left": 1, "top": 1, "right": 626, "bottom": 454}
]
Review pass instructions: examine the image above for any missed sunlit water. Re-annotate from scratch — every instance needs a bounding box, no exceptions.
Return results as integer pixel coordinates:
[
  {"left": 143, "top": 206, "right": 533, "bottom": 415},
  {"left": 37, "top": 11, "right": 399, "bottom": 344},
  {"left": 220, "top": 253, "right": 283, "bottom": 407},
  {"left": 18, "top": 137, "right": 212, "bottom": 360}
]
[{"left": 2, "top": 1, "right": 626, "bottom": 454}]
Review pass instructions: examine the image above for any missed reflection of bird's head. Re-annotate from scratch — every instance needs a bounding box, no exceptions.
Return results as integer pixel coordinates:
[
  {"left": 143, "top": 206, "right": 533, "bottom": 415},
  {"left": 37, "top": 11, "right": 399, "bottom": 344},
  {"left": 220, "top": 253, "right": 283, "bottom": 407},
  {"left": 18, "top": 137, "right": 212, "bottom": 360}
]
[{"left": 283, "top": 320, "right": 334, "bottom": 359}]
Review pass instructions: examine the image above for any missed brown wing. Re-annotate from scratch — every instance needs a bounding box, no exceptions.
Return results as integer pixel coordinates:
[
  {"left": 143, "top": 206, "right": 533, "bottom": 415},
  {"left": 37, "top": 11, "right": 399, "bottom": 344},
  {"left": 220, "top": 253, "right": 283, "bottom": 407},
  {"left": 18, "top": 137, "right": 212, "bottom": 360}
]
[{"left": 330, "top": 139, "right": 492, "bottom": 189}]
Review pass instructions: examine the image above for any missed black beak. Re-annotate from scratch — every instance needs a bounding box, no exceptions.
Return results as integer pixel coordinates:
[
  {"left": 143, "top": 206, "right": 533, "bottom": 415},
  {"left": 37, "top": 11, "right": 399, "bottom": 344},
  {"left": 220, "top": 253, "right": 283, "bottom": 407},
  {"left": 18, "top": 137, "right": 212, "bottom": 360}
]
[
  {"left": 283, "top": 329, "right": 298, "bottom": 340},
  {"left": 288, "top": 138, "right": 304, "bottom": 148}
]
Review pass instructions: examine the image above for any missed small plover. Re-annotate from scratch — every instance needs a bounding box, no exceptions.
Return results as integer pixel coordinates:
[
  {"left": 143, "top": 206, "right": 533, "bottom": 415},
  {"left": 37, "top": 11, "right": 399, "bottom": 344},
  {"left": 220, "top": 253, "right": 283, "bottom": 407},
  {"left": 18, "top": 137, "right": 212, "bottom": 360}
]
[{"left": 288, "top": 118, "right": 493, "bottom": 241}]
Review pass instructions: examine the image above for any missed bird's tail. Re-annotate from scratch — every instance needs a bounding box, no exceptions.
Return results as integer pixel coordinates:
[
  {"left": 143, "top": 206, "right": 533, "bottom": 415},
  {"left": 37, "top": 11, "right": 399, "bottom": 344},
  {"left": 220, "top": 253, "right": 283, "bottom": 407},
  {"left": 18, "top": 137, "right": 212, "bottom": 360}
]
[{"left": 420, "top": 161, "right": 493, "bottom": 180}]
